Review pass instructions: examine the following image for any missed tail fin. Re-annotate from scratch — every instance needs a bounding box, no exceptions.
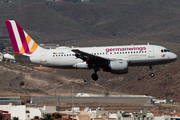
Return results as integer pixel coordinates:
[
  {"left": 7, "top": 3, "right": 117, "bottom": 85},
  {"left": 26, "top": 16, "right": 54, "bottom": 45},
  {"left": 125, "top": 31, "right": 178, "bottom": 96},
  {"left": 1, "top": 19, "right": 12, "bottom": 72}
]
[{"left": 5, "top": 20, "right": 42, "bottom": 55}]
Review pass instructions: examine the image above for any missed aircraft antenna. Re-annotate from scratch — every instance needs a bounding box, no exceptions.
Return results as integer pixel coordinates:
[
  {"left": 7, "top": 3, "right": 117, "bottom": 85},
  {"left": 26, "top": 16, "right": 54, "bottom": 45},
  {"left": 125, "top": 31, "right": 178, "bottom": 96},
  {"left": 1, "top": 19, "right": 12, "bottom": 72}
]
[{"left": 131, "top": 41, "right": 134, "bottom": 45}]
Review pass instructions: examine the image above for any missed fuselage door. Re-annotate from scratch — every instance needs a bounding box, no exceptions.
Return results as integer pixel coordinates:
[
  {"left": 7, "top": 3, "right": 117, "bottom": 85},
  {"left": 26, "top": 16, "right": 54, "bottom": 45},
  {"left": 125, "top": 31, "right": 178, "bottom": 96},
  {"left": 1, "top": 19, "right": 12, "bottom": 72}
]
[
  {"left": 148, "top": 46, "right": 155, "bottom": 58},
  {"left": 41, "top": 51, "right": 47, "bottom": 62}
]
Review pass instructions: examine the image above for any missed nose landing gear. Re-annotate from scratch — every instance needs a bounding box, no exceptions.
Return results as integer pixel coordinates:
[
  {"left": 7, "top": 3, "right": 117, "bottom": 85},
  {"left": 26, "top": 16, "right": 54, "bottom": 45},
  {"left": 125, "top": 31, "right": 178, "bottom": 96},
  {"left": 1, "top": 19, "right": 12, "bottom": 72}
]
[{"left": 149, "top": 65, "right": 155, "bottom": 77}]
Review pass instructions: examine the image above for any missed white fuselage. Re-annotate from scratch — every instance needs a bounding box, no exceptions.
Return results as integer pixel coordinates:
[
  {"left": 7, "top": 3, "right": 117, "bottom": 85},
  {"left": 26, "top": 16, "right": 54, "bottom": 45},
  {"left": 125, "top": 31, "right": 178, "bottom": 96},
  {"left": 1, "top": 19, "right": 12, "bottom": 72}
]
[{"left": 5, "top": 44, "right": 176, "bottom": 69}]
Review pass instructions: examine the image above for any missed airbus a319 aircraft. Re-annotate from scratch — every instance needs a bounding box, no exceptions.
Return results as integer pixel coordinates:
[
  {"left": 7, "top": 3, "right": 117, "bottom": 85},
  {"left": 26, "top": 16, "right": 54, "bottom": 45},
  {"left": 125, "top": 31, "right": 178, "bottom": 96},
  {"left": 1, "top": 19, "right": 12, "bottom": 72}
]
[{"left": 4, "top": 20, "right": 178, "bottom": 81}]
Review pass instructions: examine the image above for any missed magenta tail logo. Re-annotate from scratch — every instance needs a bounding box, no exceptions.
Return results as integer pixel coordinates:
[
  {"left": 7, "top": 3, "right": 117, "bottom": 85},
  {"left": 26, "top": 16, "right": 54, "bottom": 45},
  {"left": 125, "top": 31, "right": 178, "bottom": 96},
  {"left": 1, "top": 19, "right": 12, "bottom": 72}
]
[{"left": 5, "top": 20, "right": 38, "bottom": 54}]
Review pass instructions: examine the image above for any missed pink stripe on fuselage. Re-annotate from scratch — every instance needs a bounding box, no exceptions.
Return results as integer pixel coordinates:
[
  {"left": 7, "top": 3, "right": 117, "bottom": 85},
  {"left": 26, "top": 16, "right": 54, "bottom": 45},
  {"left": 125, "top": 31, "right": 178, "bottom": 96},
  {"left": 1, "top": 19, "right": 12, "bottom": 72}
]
[
  {"left": 5, "top": 21, "right": 19, "bottom": 53},
  {"left": 16, "top": 21, "right": 30, "bottom": 54}
]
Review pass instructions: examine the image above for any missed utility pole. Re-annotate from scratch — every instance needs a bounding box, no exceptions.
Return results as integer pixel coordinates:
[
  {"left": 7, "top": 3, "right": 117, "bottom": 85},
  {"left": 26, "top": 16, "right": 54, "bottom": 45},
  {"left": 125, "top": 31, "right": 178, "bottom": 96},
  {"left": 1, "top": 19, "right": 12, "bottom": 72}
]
[
  {"left": 72, "top": 83, "right": 74, "bottom": 120},
  {"left": 55, "top": 89, "right": 56, "bottom": 96}
]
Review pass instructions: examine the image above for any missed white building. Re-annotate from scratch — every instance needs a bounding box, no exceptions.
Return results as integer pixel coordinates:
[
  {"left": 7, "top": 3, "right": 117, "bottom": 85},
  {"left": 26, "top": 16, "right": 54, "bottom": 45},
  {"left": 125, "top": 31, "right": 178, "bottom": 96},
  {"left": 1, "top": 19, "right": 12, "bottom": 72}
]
[
  {"left": 109, "top": 112, "right": 121, "bottom": 120},
  {"left": 81, "top": 0, "right": 91, "bottom": 2},
  {"left": 152, "top": 99, "right": 166, "bottom": 103},
  {"left": 0, "top": 52, "right": 3, "bottom": 61},
  {"left": 0, "top": 104, "right": 26, "bottom": 120},
  {"left": 76, "top": 93, "right": 90, "bottom": 97},
  {"left": 0, "top": 104, "right": 58, "bottom": 120},
  {"left": 80, "top": 107, "right": 96, "bottom": 119},
  {"left": 26, "top": 106, "right": 57, "bottom": 119}
]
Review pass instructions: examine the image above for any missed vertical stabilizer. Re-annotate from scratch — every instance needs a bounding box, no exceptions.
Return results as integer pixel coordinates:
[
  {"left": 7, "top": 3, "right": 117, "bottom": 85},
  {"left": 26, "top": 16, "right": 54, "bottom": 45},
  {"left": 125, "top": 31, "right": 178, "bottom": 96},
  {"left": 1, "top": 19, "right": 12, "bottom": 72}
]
[{"left": 5, "top": 20, "right": 43, "bottom": 55}]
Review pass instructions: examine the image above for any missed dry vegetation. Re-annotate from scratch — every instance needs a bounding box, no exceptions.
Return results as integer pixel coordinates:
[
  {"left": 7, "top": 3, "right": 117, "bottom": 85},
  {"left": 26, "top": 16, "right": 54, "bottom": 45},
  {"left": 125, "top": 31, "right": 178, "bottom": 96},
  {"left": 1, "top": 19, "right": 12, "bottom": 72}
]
[
  {"left": 1, "top": 61, "right": 180, "bottom": 113},
  {"left": 0, "top": 50, "right": 180, "bottom": 102},
  {"left": 0, "top": 0, "right": 180, "bottom": 112}
]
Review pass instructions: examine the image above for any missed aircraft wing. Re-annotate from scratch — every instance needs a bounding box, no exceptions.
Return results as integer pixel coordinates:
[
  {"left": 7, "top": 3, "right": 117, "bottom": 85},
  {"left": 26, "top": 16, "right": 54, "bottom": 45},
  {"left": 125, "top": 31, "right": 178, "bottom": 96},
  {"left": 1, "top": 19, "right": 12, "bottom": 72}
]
[{"left": 71, "top": 49, "right": 109, "bottom": 61}]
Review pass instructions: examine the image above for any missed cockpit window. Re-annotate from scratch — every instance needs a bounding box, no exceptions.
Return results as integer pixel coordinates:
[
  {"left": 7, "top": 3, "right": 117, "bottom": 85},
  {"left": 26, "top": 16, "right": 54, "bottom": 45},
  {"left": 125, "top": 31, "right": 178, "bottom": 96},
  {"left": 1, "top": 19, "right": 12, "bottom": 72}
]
[{"left": 161, "top": 49, "right": 170, "bottom": 52}]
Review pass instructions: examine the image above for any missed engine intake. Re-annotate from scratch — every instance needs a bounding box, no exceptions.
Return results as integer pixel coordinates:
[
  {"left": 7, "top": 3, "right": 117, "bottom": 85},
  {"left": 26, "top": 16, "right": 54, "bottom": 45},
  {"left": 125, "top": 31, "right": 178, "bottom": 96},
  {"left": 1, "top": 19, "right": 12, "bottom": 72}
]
[{"left": 109, "top": 60, "right": 128, "bottom": 74}]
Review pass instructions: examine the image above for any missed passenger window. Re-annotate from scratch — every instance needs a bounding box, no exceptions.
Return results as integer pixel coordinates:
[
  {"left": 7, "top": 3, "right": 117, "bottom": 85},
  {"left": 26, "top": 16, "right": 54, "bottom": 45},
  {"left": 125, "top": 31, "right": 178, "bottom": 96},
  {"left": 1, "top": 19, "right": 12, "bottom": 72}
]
[
  {"left": 61, "top": 55, "right": 63, "bottom": 56},
  {"left": 56, "top": 55, "right": 57, "bottom": 57},
  {"left": 134, "top": 51, "right": 135, "bottom": 53},
  {"left": 142, "top": 51, "right": 143, "bottom": 53},
  {"left": 125, "top": 52, "right": 127, "bottom": 54},
  {"left": 97, "top": 53, "right": 99, "bottom": 55},
  {"left": 67, "top": 54, "right": 68, "bottom": 56},
  {"left": 136, "top": 51, "right": 138, "bottom": 53},
  {"left": 53, "top": 55, "right": 55, "bottom": 57},
  {"left": 139, "top": 51, "right": 141, "bottom": 53},
  {"left": 123, "top": 52, "right": 124, "bottom": 54},
  {"left": 128, "top": 52, "right": 130, "bottom": 54},
  {"left": 110, "top": 52, "right": 112, "bottom": 54},
  {"left": 114, "top": 52, "right": 116, "bottom": 54},
  {"left": 117, "top": 52, "right": 119, "bottom": 54},
  {"left": 64, "top": 55, "right": 66, "bottom": 56},
  {"left": 70, "top": 54, "right": 71, "bottom": 56},
  {"left": 145, "top": 51, "right": 146, "bottom": 53},
  {"left": 59, "top": 55, "right": 60, "bottom": 56},
  {"left": 94, "top": 53, "right": 96, "bottom": 55}
]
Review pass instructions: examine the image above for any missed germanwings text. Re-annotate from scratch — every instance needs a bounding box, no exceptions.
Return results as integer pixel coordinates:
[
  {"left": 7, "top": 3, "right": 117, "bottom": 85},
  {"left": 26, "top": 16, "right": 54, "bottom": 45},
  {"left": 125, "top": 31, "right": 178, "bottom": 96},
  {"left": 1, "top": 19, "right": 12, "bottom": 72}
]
[{"left": 105, "top": 47, "right": 146, "bottom": 52}]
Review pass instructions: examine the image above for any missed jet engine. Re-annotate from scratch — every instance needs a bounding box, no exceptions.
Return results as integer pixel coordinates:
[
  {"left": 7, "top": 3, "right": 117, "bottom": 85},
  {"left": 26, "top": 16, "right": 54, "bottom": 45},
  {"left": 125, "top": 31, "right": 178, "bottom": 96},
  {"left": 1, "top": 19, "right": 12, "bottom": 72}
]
[
  {"left": 109, "top": 60, "right": 128, "bottom": 74},
  {"left": 73, "top": 62, "right": 88, "bottom": 69}
]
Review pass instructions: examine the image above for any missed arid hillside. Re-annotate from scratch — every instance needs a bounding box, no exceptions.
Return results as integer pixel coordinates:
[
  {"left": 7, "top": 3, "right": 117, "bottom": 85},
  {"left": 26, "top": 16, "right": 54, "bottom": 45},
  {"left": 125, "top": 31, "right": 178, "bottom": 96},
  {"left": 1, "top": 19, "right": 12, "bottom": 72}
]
[
  {"left": 0, "top": 51, "right": 179, "bottom": 101},
  {"left": 0, "top": 0, "right": 180, "bottom": 51},
  {"left": 0, "top": 0, "right": 180, "bottom": 103}
]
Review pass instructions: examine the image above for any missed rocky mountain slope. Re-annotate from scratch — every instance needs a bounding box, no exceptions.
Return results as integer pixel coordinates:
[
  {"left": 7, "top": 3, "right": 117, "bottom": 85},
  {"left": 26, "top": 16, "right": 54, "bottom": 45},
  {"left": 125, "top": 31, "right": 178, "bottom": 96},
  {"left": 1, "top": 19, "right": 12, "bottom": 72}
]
[
  {"left": 0, "top": 0, "right": 180, "bottom": 50},
  {"left": 0, "top": 0, "right": 180, "bottom": 102},
  {"left": 0, "top": 51, "right": 179, "bottom": 101}
]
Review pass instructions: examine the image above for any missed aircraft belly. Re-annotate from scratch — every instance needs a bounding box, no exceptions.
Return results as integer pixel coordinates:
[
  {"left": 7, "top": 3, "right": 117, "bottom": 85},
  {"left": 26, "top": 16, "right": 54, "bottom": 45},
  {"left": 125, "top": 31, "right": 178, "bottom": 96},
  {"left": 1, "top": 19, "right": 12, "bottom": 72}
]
[
  {"left": 66, "top": 60, "right": 78, "bottom": 66},
  {"left": 47, "top": 58, "right": 82, "bottom": 67},
  {"left": 130, "top": 58, "right": 174, "bottom": 66},
  {"left": 49, "top": 59, "right": 66, "bottom": 66}
]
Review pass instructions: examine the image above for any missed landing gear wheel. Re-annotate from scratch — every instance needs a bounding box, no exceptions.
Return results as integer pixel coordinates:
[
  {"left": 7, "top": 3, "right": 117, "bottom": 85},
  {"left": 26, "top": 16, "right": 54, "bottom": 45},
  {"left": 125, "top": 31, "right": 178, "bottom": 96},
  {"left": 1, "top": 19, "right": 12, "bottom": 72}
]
[
  {"left": 150, "top": 73, "right": 155, "bottom": 77},
  {"left": 92, "top": 73, "right": 98, "bottom": 81},
  {"left": 149, "top": 65, "right": 155, "bottom": 77}
]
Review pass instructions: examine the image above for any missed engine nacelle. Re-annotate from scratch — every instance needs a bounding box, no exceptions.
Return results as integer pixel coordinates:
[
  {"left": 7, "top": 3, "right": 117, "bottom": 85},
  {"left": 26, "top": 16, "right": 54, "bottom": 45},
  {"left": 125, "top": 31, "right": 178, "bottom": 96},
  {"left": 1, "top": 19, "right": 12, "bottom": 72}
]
[
  {"left": 109, "top": 60, "right": 128, "bottom": 74},
  {"left": 73, "top": 62, "right": 88, "bottom": 69}
]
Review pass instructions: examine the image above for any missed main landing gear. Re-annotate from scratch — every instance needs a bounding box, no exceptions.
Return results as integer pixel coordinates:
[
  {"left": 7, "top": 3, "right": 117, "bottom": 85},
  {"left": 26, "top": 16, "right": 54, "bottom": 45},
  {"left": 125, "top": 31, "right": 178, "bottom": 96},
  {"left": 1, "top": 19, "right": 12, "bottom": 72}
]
[
  {"left": 91, "top": 67, "right": 100, "bottom": 81},
  {"left": 149, "top": 65, "right": 155, "bottom": 77}
]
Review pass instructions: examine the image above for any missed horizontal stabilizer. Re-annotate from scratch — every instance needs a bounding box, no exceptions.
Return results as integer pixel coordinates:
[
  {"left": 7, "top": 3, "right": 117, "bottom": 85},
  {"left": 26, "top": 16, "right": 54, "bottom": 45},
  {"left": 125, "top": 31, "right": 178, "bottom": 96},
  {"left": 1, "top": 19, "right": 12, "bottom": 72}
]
[{"left": 8, "top": 53, "right": 29, "bottom": 58}]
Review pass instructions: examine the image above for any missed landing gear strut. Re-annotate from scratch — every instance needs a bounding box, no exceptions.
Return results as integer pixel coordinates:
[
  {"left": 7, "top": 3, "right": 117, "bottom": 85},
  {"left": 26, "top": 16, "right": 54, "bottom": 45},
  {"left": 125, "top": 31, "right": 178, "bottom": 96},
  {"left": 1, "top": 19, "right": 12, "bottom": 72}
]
[
  {"left": 149, "top": 65, "right": 155, "bottom": 77},
  {"left": 91, "top": 67, "right": 100, "bottom": 81}
]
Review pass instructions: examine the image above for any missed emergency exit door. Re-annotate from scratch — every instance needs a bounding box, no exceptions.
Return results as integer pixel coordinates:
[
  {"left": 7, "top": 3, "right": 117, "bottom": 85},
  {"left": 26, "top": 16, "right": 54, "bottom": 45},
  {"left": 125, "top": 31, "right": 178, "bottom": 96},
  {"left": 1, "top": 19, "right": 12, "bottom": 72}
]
[{"left": 148, "top": 46, "right": 155, "bottom": 58}]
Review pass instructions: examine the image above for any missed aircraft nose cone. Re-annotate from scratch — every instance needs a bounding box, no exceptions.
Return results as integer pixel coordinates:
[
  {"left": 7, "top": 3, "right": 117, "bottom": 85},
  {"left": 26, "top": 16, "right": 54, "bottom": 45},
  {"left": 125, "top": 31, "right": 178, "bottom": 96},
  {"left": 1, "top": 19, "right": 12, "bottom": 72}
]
[{"left": 172, "top": 53, "right": 178, "bottom": 61}]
